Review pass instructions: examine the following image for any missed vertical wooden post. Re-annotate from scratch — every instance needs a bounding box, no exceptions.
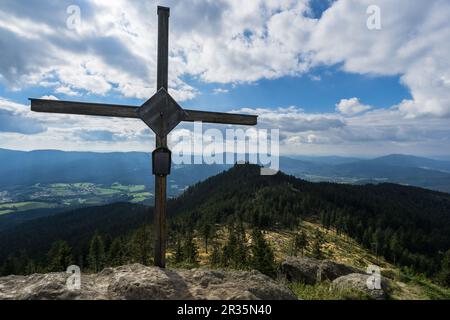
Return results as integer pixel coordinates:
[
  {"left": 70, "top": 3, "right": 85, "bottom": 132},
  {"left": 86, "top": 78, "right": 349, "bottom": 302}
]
[
  {"left": 157, "top": 6, "right": 169, "bottom": 91},
  {"left": 154, "top": 6, "right": 170, "bottom": 268}
]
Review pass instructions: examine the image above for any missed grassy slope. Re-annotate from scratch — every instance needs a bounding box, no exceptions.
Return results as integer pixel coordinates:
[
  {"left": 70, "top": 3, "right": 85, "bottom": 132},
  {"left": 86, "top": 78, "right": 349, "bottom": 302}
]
[
  {"left": 282, "top": 221, "right": 450, "bottom": 300},
  {"left": 169, "top": 220, "right": 450, "bottom": 300}
]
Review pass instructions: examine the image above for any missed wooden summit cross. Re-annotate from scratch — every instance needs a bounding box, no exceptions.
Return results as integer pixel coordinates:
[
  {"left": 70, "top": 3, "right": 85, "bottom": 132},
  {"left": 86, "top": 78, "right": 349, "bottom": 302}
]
[{"left": 29, "top": 6, "right": 257, "bottom": 268}]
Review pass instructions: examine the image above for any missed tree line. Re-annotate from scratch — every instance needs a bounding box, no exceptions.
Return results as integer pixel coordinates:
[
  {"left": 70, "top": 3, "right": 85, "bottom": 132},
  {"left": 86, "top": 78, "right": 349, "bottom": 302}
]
[{"left": 1, "top": 225, "right": 153, "bottom": 276}]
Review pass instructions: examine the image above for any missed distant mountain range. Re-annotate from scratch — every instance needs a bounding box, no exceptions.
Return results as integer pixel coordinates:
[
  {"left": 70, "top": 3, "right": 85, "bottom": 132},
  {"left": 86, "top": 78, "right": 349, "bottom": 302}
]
[
  {"left": 1, "top": 149, "right": 450, "bottom": 193},
  {"left": 281, "top": 154, "right": 450, "bottom": 193},
  {"left": 0, "top": 149, "right": 229, "bottom": 195}
]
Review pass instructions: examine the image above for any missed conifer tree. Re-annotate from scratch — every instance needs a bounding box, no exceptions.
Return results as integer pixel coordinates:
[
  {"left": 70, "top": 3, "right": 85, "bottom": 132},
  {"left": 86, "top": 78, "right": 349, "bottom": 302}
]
[
  {"left": 199, "top": 222, "right": 214, "bottom": 253},
  {"left": 88, "top": 233, "right": 106, "bottom": 273},
  {"left": 1, "top": 255, "right": 20, "bottom": 276},
  {"left": 47, "top": 240, "right": 73, "bottom": 272},
  {"left": 311, "top": 229, "right": 324, "bottom": 259},
  {"left": 209, "top": 243, "right": 221, "bottom": 267},
  {"left": 250, "top": 229, "right": 277, "bottom": 278},
  {"left": 221, "top": 225, "right": 248, "bottom": 269},
  {"left": 108, "top": 237, "right": 127, "bottom": 267},
  {"left": 24, "top": 259, "right": 39, "bottom": 275},
  {"left": 389, "top": 234, "right": 402, "bottom": 265},
  {"left": 183, "top": 232, "right": 199, "bottom": 265},
  {"left": 439, "top": 249, "right": 450, "bottom": 287},
  {"left": 130, "top": 225, "right": 152, "bottom": 266},
  {"left": 291, "top": 231, "right": 308, "bottom": 257},
  {"left": 372, "top": 228, "right": 384, "bottom": 257},
  {"left": 221, "top": 227, "right": 237, "bottom": 267},
  {"left": 174, "top": 237, "right": 184, "bottom": 264}
]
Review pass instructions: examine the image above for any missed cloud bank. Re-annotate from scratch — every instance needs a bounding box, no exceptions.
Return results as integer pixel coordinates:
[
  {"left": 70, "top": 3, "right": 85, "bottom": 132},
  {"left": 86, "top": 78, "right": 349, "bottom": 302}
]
[{"left": 0, "top": 0, "right": 449, "bottom": 155}]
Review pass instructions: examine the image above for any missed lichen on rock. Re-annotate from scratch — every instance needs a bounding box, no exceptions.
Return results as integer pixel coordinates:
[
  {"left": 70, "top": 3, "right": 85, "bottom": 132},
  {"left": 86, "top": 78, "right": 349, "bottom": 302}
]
[{"left": 0, "top": 264, "right": 297, "bottom": 300}]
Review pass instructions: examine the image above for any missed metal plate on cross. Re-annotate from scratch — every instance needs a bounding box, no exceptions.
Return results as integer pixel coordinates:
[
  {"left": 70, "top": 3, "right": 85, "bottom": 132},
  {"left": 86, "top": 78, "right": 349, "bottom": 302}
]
[{"left": 138, "top": 88, "right": 186, "bottom": 137}]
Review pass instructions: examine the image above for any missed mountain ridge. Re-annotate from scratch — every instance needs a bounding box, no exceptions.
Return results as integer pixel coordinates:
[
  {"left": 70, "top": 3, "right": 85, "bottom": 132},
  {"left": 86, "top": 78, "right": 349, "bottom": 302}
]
[{"left": 1, "top": 148, "right": 450, "bottom": 193}]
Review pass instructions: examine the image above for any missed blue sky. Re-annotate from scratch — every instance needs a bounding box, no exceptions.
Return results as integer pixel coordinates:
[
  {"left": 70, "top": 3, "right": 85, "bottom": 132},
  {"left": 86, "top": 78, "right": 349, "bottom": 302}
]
[
  {"left": 0, "top": 65, "right": 411, "bottom": 115},
  {"left": 182, "top": 68, "right": 412, "bottom": 113},
  {"left": 0, "top": 0, "right": 449, "bottom": 157}
]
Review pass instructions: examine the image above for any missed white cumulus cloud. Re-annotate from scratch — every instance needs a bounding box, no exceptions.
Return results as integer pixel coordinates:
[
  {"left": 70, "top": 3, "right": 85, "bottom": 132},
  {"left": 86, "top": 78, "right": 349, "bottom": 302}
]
[{"left": 336, "top": 98, "right": 372, "bottom": 116}]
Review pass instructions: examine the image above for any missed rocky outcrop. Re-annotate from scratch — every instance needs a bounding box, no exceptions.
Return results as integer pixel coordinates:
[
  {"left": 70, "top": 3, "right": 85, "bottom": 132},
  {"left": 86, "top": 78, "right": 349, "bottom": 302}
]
[
  {"left": 332, "top": 273, "right": 389, "bottom": 300},
  {"left": 280, "top": 257, "right": 362, "bottom": 285},
  {"left": 0, "top": 264, "right": 296, "bottom": 300}
]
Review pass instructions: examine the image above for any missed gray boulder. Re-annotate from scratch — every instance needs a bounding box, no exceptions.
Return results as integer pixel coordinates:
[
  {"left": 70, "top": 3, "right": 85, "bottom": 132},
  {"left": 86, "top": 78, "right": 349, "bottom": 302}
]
[
  {"left": 0, "top": 264, "right": 297, "bottom": 300},
  {"left": 280, "top": 257, "right": 362, "bottom": 284},
  {"left": 332, "top": 273, "right": 389, "bottom": 300},
  {"left": 319, "top": 260, "right": 363, "bottom": 282}
]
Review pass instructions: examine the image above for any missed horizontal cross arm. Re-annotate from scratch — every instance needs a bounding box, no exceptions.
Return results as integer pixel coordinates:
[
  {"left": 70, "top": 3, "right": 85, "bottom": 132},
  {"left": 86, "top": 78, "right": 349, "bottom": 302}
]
[
  {"left": 183, "top": 109, "right": 257, "bottom": 126},
  {"left": 30, "top": 99, "right": 140, "bottom": 118},
  {"left": 30, "top": 99, "right": 258, "bottom": 126}
]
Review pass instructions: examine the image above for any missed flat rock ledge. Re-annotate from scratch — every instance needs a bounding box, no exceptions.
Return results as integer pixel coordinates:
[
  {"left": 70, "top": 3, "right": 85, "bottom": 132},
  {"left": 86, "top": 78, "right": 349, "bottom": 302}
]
[{"left": 0, "top": 264, "right": 297, "bottom": 300}]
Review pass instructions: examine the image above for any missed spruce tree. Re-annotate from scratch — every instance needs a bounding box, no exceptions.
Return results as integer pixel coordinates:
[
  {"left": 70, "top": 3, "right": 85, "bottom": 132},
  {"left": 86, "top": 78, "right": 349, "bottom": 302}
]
[
  {"left": 183, "top": 232, "right": 199, "bottom": 265},
  {"left": 1, "top": 255, "right": 20, "bottom": 276},
  {"left": 24, "top": 259, "right": 39, "bottom": 275},
  {"left": 291, "top": 231, "right": 308, "bottom": 257},
  {"left": 372, "top": 228, "right": 384, "bottom": 257},
  {"left": 199, "top": 222, "right": 214, "bottom": 254},
  {"left": 174, "top": 238, "right": 184, "bottom": 264},
  {"left": 233, "top": 221, "right": 249, "bottom": 268},
  {"left": 439, "top": 249, "right": 450, "bottom": 287},
  {"left": 389, "top": 234, "right": 402, "bottom": 265},
  {"left": 209, "top": 243, "right": 221, "bottom": 267},
  {"left": 130, "top": 225, "right": 152, "bottom": 266},
  {"left": 108, "top": 237, "right": 127, "bottom": 267},
  {"left": 88, "top": 233, "right": 106, "bottom": 273},
  {"left": 311, "top": 229, "right": 324, "bottom": 259},
  {"left": 250, "top": 229, "right": 277, "bottom": 278},
  {"left": 47, "top": 240, "right": 73, "bottom": 272},
  {"left": 221, "top": 229, "right": 235, "bottom": 267}
]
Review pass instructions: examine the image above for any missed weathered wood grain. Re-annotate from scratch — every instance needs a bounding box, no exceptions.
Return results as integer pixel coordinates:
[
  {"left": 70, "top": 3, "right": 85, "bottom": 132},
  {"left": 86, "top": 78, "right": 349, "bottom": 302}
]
[
  {"left": 184, "top": 109, "right": 257, "bottom": 126},
  {"left": 31, "top": 99, "right": 257, "bottom": 125},
  {"left": 30, "top": 99, "right": 140, "bottom": 118},
  {"left": 154, "top": 5, "right": 171, "bottom": 269}
]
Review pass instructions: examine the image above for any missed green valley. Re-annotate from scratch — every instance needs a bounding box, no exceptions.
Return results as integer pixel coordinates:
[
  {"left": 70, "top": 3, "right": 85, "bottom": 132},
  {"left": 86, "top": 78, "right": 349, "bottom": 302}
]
[{"left": 0, "top": 182, "right": 153, "bottom": 215}]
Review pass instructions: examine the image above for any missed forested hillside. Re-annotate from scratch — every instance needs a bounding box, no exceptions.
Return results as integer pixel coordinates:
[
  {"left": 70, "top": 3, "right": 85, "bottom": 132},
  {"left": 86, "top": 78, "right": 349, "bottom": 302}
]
[
  {"left": 0, "top": 203, "right": 152, "bottom": 273},
  {"left": 1, "top": 164, "right": 449, "bottom": 288},
  {"left": 169, "top": 164, "right": 450, "bottom": 276}
]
